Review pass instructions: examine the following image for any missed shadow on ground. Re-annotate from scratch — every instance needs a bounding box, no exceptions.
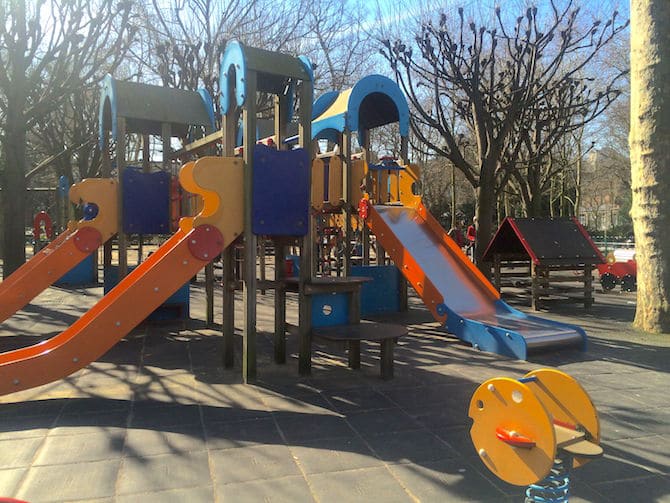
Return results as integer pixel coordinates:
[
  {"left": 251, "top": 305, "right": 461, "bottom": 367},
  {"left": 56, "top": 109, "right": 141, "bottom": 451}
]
[{"left": 0, "top": 285, "right": 668, "bottom": 501}]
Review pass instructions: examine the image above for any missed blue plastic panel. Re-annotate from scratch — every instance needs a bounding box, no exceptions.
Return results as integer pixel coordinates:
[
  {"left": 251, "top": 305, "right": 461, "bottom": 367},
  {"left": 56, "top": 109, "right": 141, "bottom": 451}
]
[
  {"left": 55, "top": 254, "right": 95, "bottom": 286},
  {"left": 351, "top": 265, "right": 401, "bottom": 315},
  {"left": 252, "top": 145, "right": 310, "bottom": 236},
  {"left": 122, "top": 168, "right": 170, "bottom": 234},
  {"left": 311, "top": 292, "right": 349, "bottom": 328}
]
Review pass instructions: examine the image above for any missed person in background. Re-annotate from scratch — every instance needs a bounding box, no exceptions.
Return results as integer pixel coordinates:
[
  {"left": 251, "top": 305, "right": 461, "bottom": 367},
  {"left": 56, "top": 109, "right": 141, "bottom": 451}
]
[
  {"left": 448, "top": 220, "right": 465, "bottom": 249},
  {"left": 466, "top": 217, "right": 477, "bottom": 260}
]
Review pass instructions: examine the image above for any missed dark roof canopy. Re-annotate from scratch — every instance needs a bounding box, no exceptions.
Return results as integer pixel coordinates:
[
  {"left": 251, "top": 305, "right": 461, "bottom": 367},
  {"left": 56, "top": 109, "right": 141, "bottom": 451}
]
[
  {"left": 99, "top": 75, "right": 215, "bottom": 146},
  {"left": 482, "top": 217, "right": 605, "bottom": 266},
  {"left": 219, "top": 41, "right": 313, "bottom": 115}
]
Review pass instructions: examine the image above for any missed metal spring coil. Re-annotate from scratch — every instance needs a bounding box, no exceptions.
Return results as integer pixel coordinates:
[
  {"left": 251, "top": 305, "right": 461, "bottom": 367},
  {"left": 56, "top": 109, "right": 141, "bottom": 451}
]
[{"left": 525, "top": 458, "right": 570, "bottom": 503}]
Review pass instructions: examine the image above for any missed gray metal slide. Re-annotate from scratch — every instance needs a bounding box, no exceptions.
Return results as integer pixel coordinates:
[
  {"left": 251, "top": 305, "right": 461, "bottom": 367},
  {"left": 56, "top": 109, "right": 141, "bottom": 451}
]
[{"left": 367, "top": 203, "right": 587, "bottom": 359}]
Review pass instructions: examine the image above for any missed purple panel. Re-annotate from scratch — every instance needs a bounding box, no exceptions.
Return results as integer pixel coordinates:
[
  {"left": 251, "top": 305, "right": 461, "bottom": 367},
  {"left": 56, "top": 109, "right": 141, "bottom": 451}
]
[
  {"left": 122, "top": 168, "right": 170, "bottom": 234},
  {"left": 252, "top": 144, "right": 309, "bottom": 236}
]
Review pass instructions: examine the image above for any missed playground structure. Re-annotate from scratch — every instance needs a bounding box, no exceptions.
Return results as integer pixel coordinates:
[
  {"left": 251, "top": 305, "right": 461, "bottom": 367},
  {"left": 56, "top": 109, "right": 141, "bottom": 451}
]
[
  {"left": 0, "top": 42, "right": 595, "bottom": 396},
  {"left": 469, "top": 369, "right": 603, "bottom": 502},
  {"left": 98, "top": 74, "right": 218, "bottom": 322},
  {"left": 306, "top": 76, "right": 590, "bottom": 359},
  {"left": 483, "top": 217, "right": 606, "bottom": 310},
  {"left": 0, "top": 41, "right": 315, "bottom": 392}
]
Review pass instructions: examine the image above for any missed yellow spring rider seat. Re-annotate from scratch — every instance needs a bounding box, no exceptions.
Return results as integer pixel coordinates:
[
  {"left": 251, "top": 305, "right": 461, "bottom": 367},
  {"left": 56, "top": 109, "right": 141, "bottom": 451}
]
[{"left": 469, "top": 369, "right": 603, "bottom": 502}]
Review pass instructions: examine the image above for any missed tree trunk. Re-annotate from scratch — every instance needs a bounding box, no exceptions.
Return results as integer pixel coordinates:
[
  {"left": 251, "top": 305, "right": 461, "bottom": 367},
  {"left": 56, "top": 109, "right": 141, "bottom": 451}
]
[
  {"left": 1, "top": 118, "right": 28, "bottom": 278},
  {"left": 497, "top": 191, "right": 504, "bottom": 226},
  {"left": 451, "top": 163, "right": 457, "bottom": 228},
  {"left": 528, "top": 191, "right": 543, "bottom": 217},
  {"left": 475, "top": 164, "right": 497, "bottom": 266},
  {"left": 630, "top": 0, "right": 670, "bottom": 332},
  {"left": 1, "top": 0, "right": 28, "bottom": 279},
  {"left": 526, "top": 161, "right": 544, "bottom": 217},
  {"left": 504, "top": 190, "right": 511, "bottom": 218},
  {"left": 575, "top": 136, "right": 583, "bottom": 219},
  {"left": 475, "top": 186, "right": 495, "bottom": 267}
]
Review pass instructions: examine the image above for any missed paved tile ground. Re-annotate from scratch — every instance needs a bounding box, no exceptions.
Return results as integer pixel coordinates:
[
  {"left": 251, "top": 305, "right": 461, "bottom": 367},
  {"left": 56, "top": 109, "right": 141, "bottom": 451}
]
[{"left": 0, "top": 272, "right": 669, "bottom": 502}]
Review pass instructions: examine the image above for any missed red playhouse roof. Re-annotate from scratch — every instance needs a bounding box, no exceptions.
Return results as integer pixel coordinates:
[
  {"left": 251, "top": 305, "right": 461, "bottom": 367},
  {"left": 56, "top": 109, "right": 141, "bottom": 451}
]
[{"left": 482, "top": 217, "right": 605, "bottom": 266}]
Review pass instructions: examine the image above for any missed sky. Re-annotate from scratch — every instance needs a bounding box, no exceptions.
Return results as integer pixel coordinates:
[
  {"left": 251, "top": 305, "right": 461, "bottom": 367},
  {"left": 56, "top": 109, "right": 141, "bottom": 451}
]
[
  {"left": 372, "top": 0, "right": 629, "bottom": 28},
  {"left": 361, "top": 0, "right": 629, "bottom": 90}
]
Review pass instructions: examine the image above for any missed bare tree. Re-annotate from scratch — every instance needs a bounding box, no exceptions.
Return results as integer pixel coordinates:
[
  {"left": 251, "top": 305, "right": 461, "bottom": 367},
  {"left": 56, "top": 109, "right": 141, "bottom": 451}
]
[
  {"left": 629, "top": 0, "right": 670, "bottom": 332},
  {"left": 302, "top": 0, "right": 376, "bottom": 93},
  {"left": 140, "top": 0, "right": 306, "bottom": 116},
  {"left": 380, "top": 1, "right": 628, "bottom": 264},
  {"left": 0, "top": 0, "right": 135, "bottom": 277},
  {"left": 543, "top": 129, "right": 591, "bottom": 219},
  {"left": 31, "top": 84, "right": 103, "bottom": 184},
  {"left": 508, "top": 77, "right": 623, "bottom": 218}
]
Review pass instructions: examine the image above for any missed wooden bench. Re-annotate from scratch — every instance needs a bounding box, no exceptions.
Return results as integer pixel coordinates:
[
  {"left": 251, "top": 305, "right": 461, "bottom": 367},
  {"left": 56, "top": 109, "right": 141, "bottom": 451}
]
[{"left": 312, "top": 322, "right": 408, "bottom": 380}]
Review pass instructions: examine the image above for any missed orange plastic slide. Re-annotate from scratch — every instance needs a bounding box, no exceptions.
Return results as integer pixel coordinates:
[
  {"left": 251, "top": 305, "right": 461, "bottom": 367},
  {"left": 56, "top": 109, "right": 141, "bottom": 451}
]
[
  {"left": 0, "top": 225, "right": 223, "bottom": 396},
  {"left": 0, "top": 228, "right": 73, "bottom": 295},
  {"left": 0, "top": 156, "right": 243, "bottom": 397},
  {"left": 0, "top": 228, "right": 103, "bottom": 323},
  {"left": 0, "top": 177, "right": 118, "bottom": 324}
]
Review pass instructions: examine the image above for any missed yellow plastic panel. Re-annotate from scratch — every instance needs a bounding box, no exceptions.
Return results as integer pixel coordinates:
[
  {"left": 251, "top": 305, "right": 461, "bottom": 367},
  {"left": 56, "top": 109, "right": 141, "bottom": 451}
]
[
  {"left": 389, "top": 171, "right": 400, "bottom": 203},
  {"left": 524, "top": 369, "right": 600, "bottom": 468},
  {"left": 177, "top": 162, "right": 198, "bottom": 232},
  {"left": 191, "top": 194, "right": 205, "bottom": 216},
  {"left": 328, "top": 156, "right": 343, "bottom": 203},
  {"left": 351, "top": 214, "right": 360, "bottom": 231},
  {"left": 311, "top": 158, "right": 326, "bottom": 209},
  {"left": 69, "top": 178, "right": 118, "bottom": 240},
  {"left": 398, "top": 163, "right": 422, "bottom": 208},
  {"left": 179, "top": 157, "right": 244, "bottom": 247},
  {"left": 469, "top": 377, "right": 555, "bottom": 486},
  {"left": 326, "top": 213, "right": 360, "bottom": 232},
  {"left": 314, "top": 88, "right": 353, "bottom": 122}
]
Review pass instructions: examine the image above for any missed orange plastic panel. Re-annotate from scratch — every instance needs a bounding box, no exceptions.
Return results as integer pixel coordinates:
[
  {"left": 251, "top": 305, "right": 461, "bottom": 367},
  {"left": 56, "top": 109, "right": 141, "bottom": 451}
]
[{"left": 469, "top": 377, "right": 556, "bottom": 486}]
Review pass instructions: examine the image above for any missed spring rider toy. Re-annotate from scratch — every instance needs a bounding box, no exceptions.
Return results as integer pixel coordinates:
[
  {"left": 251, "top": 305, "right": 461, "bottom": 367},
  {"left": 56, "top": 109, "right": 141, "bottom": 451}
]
[{"left": 469, "top": 369, "right": 603, "bottom": 502}]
